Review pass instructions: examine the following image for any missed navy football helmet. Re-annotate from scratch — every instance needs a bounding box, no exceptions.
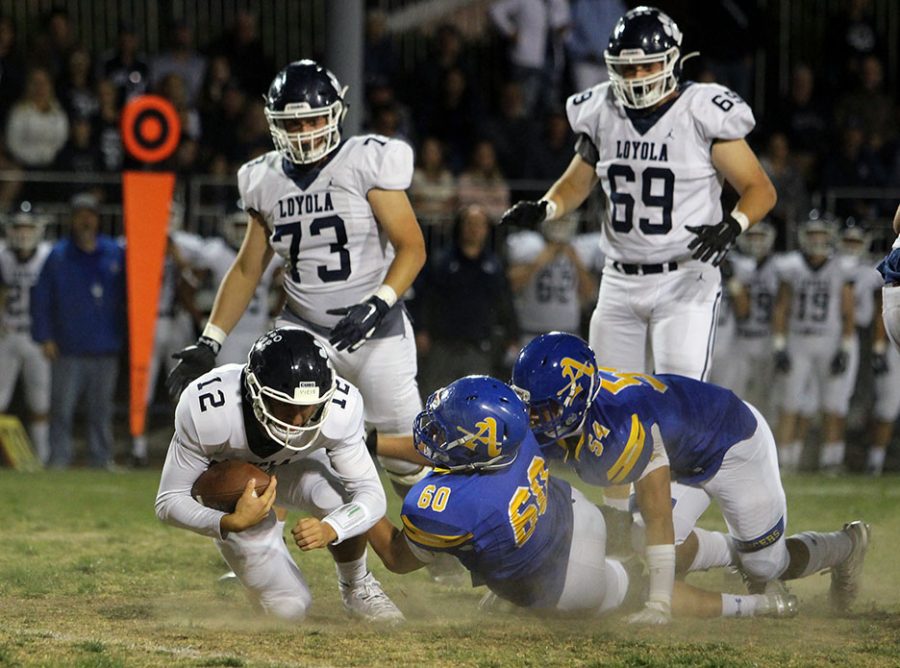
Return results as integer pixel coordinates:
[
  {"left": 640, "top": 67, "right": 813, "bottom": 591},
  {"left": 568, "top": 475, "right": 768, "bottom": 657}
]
[
  {"left": 414, "top": 375, "right": 529, "bottom": 472},
  {"left": 264, "top": 59, "right": 348, "bottom": 164},
  {"left": 604, "top": 6, "right": 685, "bottom": 109},
  {"left": 511, "top": 332, "right": 600, "bottom": 446},
  {"left": 245, "top": 327, "right": 337, "bottom": 450}
]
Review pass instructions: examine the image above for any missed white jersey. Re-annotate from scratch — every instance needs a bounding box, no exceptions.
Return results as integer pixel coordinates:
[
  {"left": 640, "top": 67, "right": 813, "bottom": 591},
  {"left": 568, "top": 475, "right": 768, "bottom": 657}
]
[
  {"left": 778, "top": 252, "right": 853, "bottom": 340},
  {"left": 238, "top": 135, "right": 413, "bottom": 329},
  {"left": 505, "top": 231, "right": 603, "bottom": 335},
  {"left": 566, "top": 82, "right": 754, "bottom": 264},
  {"left": 175, "top": 232, "right": 281, "bottom": 337},
  {"left": 841, "top": 255, "right": 882, "bottom": 327},
  {"left": 155, "top": 364, "right": 384, "bottom": 542},
  {"left": 732, "top": 252, "right": 781, "bottom": 341},
  {"left": 0, "top": 242, "right": 52, "bottom": 333}
]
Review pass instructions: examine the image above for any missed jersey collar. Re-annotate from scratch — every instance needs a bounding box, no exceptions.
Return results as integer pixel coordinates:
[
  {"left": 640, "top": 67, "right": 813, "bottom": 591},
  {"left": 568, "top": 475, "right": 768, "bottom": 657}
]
[
  {"left": 281, "top": 140, "right": 347, "bottom": 191},
  {"left": 623, "top": 82, "right": 691, "bottom": 136}
]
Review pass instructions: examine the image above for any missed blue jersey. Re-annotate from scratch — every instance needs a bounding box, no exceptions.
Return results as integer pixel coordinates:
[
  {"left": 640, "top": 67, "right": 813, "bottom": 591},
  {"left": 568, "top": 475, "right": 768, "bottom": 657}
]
[
  {"left": 552, "top": 369, "right": 758, "bottom": 486},
  {"left": 401, "top": 435, "right": 574, "bottom": 608}
]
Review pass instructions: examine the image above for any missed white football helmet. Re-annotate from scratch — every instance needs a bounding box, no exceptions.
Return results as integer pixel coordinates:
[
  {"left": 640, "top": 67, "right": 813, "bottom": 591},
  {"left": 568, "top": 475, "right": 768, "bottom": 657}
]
[
  {"left": 221, "top": 211, "right": 248, "bottom": 251},
  {"left": 839, "top": 221, "right": 871, "bottom": 258},
  {"left": 736, "top": 220, "right": 776, "bottom": 260},
  {"left": 5, "top": 212, "right": 46, "bottom": 255},
  {"left": 797, "top": 211, "right": 837, "bottom": 258}
]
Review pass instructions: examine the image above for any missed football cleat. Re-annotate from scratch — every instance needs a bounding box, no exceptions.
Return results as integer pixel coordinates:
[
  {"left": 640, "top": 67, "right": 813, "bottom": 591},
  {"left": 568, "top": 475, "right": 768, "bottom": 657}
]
[
  {"left": 756, "top": 592, "right": 799, "bottom": 618},
  {"left": 830, "top": 521, "right": 870, "bottom": 613},
  {"left": 339, "top": 572, "right": 405, "bottom": 624}
]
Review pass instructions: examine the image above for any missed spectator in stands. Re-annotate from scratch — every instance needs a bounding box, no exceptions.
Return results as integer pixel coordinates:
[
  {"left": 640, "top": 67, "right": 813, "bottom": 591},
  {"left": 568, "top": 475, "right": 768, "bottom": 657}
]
[
  {"left": 99, "top": 21, "right": 149, "bottom": 106},
  {"left": 417, "top": 67, "right": 480, "bottom": 172},
  {"left": 364, "top": 78, "right": 415, "bottom": 143},
  {"left": 413, "top": 204, "right": 518, "bottom": 397},
  {"left": 5, "top": 67, "right": 69, "bottom": 168},
  {"left": 93, "top": 79, "right": 123, "bottom": 173},
  {"left": 479, "top": 81, "right": 539, "bottom": 182},
  {"left": 824, "top": 0, "right": 881, "bottom": 93},
  {"left": 759, "top": 132, "right": 809, "bottom": 231},
  {"left": 413, "top": 23, "right": 472, "bottom": 116},
  {"left": 234, "top": 100, "right": 271, "bottom": 162},
  {"left": 150, "top": 20, "right": 207, "bottom": 106},
  {"left": 364, "top": 9, "right": 397, "bottom": 87},
  {"left": 208, "top": 10, "right": 275, "bottom": 97},
  {"left": 53, "top": 115, "right": 102, "bottom": 198},
  {"left": 457, "top": 139, "right": 510, "bottom": 223},
  {"left": 31, "top": 9, "right": 74, "bottom": 80},
  {"left": 524, "top": 109, "right": 575, "bottom": 194},
  {"left": 157, "top": 72, "right": 200, "bottom": 142},
  {"left": 58, "top": 47, "right": 98, "bottom": 121},
  {"left": 31, "top": 192, "right": 126, "bottom": 469},
  {"left": 821, "top": 124, "right": 887, "bottom": 218},
  {"left": 488, "top": 0, "right": 570, "bottom": 115},
  {"left": 774, "top": 63, "right": 830, "bottom": 188},
  {"left": 410, "top": 136, "right": 457, "bottom": 229},
  {"left": 566, "top": 0, "right": 625, "bottom": 91},
  {"left": 834, "top": 54, "right": 895, "bottom": 151},
  {"left": 200, "top": 78, "right": 246, "bottom": 168},
  {"left": 197, "top": 54, "right": 232, "bottom": 114},
  {"left": 0, "top": 17, "right": 25, "bottom": 127},
  {"left": 694, "top": 1, "right": 762, "bottom": 103}
]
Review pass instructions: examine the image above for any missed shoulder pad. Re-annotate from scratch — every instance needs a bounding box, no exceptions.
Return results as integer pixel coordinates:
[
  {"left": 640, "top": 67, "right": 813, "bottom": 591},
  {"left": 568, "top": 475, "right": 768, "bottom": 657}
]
[
  {"left": 566, "top": 83, "right": 612, "bottom": 137},
  {"left": 319, "top": 377, "right": 365, "bottom": 444},
  {"left": 177, "top": 366, "right": 243, "bottom": 453},
  {"left": 685, "top": 83, "right": 755, "bottom": 142},
  {"left": 238, "top": 151, "right": 281, "bottom": 215},
  {"left": 346, "top": 135, "right": 414, "bottom": 191}
]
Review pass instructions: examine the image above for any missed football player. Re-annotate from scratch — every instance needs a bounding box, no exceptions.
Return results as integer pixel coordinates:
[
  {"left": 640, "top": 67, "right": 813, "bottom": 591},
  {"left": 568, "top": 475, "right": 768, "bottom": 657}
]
[
  {"left": 367, "top": 375, "right": 798, "bottom": 620},
  {"left": 878, "top": 204, "right": 900, "bottom": 350},
  {"left": 155, "top": 327, "right": 404, "bottom": 622},
  {"left": 772, "top": 214, "right": 855, "bottom": 472},
  {"left": 174, "top": 210, "right": 283, "bottom": 365},
  {"left": 0, "top": 211, "right": 52, "bottom": 462},
  {"left": 165, "top": 60, "right": 429, "bottom": 499},
  {"left": 500, "top": 5, "right": 776, "bottom": 380},
  {"left": 511, "top": 332, "right": 869, "bottom": 623},
  {"left": 505, "top": 215, "right": 600, "bottom": 348}
]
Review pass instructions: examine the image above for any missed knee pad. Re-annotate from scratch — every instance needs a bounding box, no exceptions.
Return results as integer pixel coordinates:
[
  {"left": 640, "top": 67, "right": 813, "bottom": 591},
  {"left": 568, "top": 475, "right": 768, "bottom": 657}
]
[{"left": 738, "top": 543, "right": 789, "bottom": 582}]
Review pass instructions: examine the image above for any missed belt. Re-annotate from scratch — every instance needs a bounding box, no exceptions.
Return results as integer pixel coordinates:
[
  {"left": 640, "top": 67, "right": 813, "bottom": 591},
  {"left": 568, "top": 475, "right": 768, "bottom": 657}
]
[{"left": 612, "top": 261, "right": 678, "bottom": 275}]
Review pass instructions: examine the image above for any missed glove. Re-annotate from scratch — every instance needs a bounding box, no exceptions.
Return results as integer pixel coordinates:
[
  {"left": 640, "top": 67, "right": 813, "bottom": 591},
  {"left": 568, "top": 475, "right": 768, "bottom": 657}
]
[
  {"left": 327, "top": 295, "right": 390, "bottom": 352},
  {"left": 499, "top": 200, "right": 548, "bottom": 228},
  {"left": 830, "top": 349, "right": 848, "bottom": 376},
  {"left": 686, "top": 214, "right": 742, "bottom": 266},
  {"left": 872, "top": 351, "right": 889, "bottom": 376},
  {"left": 627, "top": 600, "right": 671, "bottom": 625},
  {"left": 774, "top": 349, "right": 791, "bottom": 373},
  {"left": 166, "top": 336, "right": 219, "bottom": 402}
]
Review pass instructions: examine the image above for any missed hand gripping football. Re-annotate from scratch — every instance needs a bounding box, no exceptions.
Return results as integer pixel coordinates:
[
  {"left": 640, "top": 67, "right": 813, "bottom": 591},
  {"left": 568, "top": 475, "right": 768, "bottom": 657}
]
[{"left": 191, "top": 460, "right": 270, "bottom": 513}]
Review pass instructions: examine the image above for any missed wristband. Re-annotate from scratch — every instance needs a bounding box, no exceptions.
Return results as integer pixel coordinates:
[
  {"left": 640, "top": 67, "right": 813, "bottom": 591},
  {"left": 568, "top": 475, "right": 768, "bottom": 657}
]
[
  {"left": 841, "top": 337, "right": 854, "bottom": 353},
  {"left": 540, "top": 198, "right": 559, "bottom": 221},
  {"left": 202, "top": 322, "right": 227, "bottom": 345},
  {"left": 646, "top": 543, "right": 676, "bottom": 606},
  {"left": 373, "top": 284, "right": 398, "bottom": 308},
  {"left": 731, "top": 209, "right": 751, "bottom": 232},
  {"left": 773, "top": 334, "right": 786, "bottom": 351}
]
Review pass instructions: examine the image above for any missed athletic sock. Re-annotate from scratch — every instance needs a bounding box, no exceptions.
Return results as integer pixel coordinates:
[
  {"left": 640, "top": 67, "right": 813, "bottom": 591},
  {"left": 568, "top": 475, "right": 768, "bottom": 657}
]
[
  {"left": 789, "top": 531, "right": 852, "bottom": 578},
  {"left": 721, "top": 593, "right": 762, "bottom": 617},
  {"left": 335, "top": 550, "right": 368, "bottom": 585},
  {"left": 866, "top": 447, "right": 886, "bottom": 475},
  {"left": 29, "top": 421, "right": 50, "bottom": 464},
  {"left": 689, "top": 529, "right": 735, "bottom": 572}
]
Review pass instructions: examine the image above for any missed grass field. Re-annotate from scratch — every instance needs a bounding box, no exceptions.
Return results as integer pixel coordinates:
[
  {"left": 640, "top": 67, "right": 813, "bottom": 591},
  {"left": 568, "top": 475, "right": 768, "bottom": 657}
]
[{"left": 1, "top": 468, "right": 898, "bottom": 667}]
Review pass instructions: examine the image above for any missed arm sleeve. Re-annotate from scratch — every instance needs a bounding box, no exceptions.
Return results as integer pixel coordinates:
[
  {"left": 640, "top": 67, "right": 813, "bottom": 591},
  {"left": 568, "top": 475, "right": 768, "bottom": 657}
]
[
  {"left": 154, "top": 398, "right": 228, "bottom": 539},
  {"left": 321, "top": 440, "right": 387, "bottom": 544},
  {"left": 639, "top": 423, "right": 670, "bottom": 479},
  {"left": 574, "top": 133, "right": 599, "bottom": 166}
]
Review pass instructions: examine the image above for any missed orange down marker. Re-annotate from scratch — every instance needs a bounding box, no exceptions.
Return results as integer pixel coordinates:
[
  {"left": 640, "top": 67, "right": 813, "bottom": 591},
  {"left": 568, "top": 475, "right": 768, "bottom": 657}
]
[{"left": 121, "top": 95, "right": 181, "bottom": 437}]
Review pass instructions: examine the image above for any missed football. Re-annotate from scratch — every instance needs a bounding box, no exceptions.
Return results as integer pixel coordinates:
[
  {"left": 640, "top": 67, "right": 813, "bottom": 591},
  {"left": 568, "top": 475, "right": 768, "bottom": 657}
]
[{"left": 191, "top": 460, "right": 271, "bottom": 513}]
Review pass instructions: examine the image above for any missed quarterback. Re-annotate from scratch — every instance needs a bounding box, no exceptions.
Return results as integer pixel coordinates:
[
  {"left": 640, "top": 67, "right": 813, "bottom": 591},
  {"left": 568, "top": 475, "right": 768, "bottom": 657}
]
[
  {"left": 501, "top": 6, "right": 776, "bottom": 379},
  {"left": 512, "top": 332, "right": 869, "bottom": 623},
  {"left": 156, "top": 328, "right": 403, "bottom": 622}
]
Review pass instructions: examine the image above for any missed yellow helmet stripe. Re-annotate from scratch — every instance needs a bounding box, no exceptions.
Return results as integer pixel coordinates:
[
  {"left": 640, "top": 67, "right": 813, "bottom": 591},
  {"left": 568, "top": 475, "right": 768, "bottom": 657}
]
[
  {"left": 607, "top": 413, "right": 646, "bottom": 484},
  {"left": 401, "top": 514, "right": 473, "bottom": 549}
]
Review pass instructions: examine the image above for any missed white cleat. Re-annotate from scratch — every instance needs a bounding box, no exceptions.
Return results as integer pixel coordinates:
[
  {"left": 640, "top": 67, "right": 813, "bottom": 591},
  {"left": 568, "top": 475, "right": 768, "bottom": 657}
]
[
  {"left": 830, "top": 521, "right": 870, "bottom": 614},
  {"left": 340, "top": 572, "right": 405, "bottom": 624},
  {"left": 756, "top": 592, "right": 799, "bottom": 618}
]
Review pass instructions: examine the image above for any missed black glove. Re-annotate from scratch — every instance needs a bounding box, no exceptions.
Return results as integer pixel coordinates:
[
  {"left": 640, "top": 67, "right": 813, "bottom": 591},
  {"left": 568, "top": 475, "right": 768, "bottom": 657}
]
[
  {"left": 872, "top": 351, "right": 889, "bottom": 376},
  {"left": 686, "top": 214, "right": 742, "bottom": 266},
  {"left": 499, "top": 200, "right": 548, "bottom": 228},
  {"left": 774, "top": 349, "right": 791, "bottom": 373},
  {"left": 327, "top": 295, "right": 391, "bottom": 352},
  {"left": 166, "top": 336, "right": 219, "bottom": 402},
  {"left": 830, "top": 349, "right": 848, "bottom": 376}
]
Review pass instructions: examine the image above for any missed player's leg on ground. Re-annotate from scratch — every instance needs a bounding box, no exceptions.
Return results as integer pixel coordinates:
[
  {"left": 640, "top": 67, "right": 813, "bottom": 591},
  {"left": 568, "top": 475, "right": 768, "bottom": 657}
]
[
  {"left": 215, "top": 511, "right": 311, "bottom": 621},
  {"left": 672, "top": 581, "right": 797, "bottom": 618}
]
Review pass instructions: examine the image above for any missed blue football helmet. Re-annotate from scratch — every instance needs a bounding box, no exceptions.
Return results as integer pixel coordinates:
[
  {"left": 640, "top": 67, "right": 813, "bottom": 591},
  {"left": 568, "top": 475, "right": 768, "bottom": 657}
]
[
  {"left": 245, "top": 328, "right": 337, "bottom": 450},
  {"left": 511, "top": 332, "right": 600, "bottom": 446},
  {"left": 414, "top": 375, "right": 529, "bottom": 472},
  {"left": 604, "top": 6, "right": 685, "bottom": 109},
  {"left": 264, "top": 59, "right": 348, "bottom": 164}
]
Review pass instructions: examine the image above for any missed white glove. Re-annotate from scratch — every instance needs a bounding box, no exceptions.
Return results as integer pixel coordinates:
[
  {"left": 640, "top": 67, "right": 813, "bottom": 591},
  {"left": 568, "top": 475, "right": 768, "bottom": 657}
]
[{"left": 627, "top": 600, "right": 671, "bottom": 625}]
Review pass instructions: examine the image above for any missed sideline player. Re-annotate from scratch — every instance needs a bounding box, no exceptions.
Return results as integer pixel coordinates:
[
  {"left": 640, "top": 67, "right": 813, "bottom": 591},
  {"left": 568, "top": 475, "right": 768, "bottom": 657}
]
[
  {"left": 879, "top": 204, "right": 900, "bottom": 349},
  {"left": 771, "top": 214, "right": 855, "bottom": 472},
  {"left": 0, "top": 211, "right": 52, "bottom": 462},
  {"left": 156, "top": 327, "right": 403, "bottom": 622},
  {"left": 367, "top": 375, "right": 798, "bottom": 620},
  {"left": 500, "top": 5, "right": 776, "bottom": 379},
  {"left": 165, "top": 60, "right": 429, "bottom": 494},
  {"left": 511, "top": 332, "right": 869, "bottom": 623}
]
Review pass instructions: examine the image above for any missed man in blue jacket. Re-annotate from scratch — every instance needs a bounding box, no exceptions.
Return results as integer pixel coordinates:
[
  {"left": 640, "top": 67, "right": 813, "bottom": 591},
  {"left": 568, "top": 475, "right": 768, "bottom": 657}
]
[{"left": 31, "top": 192, "right": 125, "bottom": 468}]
